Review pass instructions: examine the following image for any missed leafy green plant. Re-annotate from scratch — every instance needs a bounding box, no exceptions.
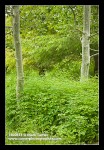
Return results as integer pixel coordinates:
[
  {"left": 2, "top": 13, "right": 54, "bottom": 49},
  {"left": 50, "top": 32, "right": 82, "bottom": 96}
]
[{"left": 6, "top": 71, "right": 98, "bottom": 144}]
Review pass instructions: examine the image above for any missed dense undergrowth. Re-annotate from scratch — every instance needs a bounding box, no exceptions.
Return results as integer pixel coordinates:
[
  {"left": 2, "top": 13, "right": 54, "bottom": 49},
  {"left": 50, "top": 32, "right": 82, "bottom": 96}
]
[{"left": 6, "top": 70, "right": 99, "bottom": 145}]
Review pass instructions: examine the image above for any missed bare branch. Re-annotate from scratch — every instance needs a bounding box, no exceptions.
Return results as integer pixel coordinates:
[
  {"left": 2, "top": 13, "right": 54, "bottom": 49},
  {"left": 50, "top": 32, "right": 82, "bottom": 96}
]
[
  {"left": 90, "top": 53, "right": 99, "bottom": 58},
  {"left": 90, "top": 32, "right": 99, "bottom": 38},
  {"left": 76, "top": 28, "right": 83, "bottom": 34},
  {"left": 76, "top": 28, "right": 86, "bottom": 36},
  {"left": 90, "top": 48, "right": 99, "bottom": 51}
]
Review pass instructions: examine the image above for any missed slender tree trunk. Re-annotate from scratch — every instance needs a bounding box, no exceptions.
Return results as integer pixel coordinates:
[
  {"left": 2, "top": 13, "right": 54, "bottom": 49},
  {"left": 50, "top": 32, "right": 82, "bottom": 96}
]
[
  {"left": 80, "top": 5, "right": 91, "bottom": 81},
  {"left": 13, "top": 6, "right": 24, "bottom": 103}
]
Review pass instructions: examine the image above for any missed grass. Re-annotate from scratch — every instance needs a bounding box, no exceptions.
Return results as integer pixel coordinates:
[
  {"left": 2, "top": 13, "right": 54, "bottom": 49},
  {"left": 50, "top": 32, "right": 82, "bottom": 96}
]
[{"left": 5, "top": 70, "right": 99, "bottom": 145}]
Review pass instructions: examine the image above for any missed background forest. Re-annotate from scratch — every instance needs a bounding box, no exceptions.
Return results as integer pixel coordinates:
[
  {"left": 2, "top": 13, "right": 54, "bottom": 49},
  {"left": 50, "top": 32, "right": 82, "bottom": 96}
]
[{"left": 5, "top": 5, "right": 99, "bottom": 145}]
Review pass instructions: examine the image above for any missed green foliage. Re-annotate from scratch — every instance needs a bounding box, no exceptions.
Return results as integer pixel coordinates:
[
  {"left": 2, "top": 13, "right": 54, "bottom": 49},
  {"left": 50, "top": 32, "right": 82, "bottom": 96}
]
[
  {"left": 6, "top": 71, "right": 98, "bottom": 144},
  {"left": 20, "top": 5, "right": 79, "bottom": 37},
  {"left": 21, "top": 33, "right": 81, "bottom": 73},
  {"left": 50, "top": 59, "right": 82, "bottom": 79},
  {"left": 5, "top": 5, "right": 99, "bottom": 145},
  {"left": 6, "top": 34, "right": 14, "bottom": 50},
  {"left": 5, "top": 48, "right": 16, "bottom": 73},
  {"left": 5, "top": 16, "right": 14, "bottom": 50},
  {"left": 5, "top": 5, "right": 98, "bottom": 77}
]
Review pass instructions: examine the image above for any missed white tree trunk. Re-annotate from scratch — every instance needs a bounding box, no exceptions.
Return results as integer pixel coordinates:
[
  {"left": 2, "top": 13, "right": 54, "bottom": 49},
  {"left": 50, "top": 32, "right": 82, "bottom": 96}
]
[
  {"left": 13, "top": 6, "right": 24, "bottom": 102},
  {"left": 80, "top": 5, "right": 91, "bottom": 81}
]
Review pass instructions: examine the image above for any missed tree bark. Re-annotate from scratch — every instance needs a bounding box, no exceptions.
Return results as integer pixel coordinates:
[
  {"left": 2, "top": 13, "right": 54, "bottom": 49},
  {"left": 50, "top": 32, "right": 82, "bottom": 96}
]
[
  {"left": 80, "top": 5, "right": 91, "bottom": 81},
  {"left": 13, "top": 6, "right": 24, "bottom": 103}
]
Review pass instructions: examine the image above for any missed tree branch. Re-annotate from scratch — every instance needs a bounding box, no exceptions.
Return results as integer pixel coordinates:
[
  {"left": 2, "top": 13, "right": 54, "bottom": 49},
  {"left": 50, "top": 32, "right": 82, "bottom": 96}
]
[
  {"left": 90, "top": 32, "right": 99, "bottom": 38},
  {"left": 75, "top": 28, "right": 86, "bottom": 36},
  {"left": 90, "top": 53, "right": 99, "bottom": 58},
  {"left": 90, "top": 48, "right": 99, "bottom": 51}
]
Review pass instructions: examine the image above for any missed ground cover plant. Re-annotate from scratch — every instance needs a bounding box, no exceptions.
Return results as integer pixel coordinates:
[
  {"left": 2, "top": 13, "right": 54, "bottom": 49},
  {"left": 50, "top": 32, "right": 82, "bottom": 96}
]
[{"left": 6, "top": 71, "right": 98, "bottom": 145}]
